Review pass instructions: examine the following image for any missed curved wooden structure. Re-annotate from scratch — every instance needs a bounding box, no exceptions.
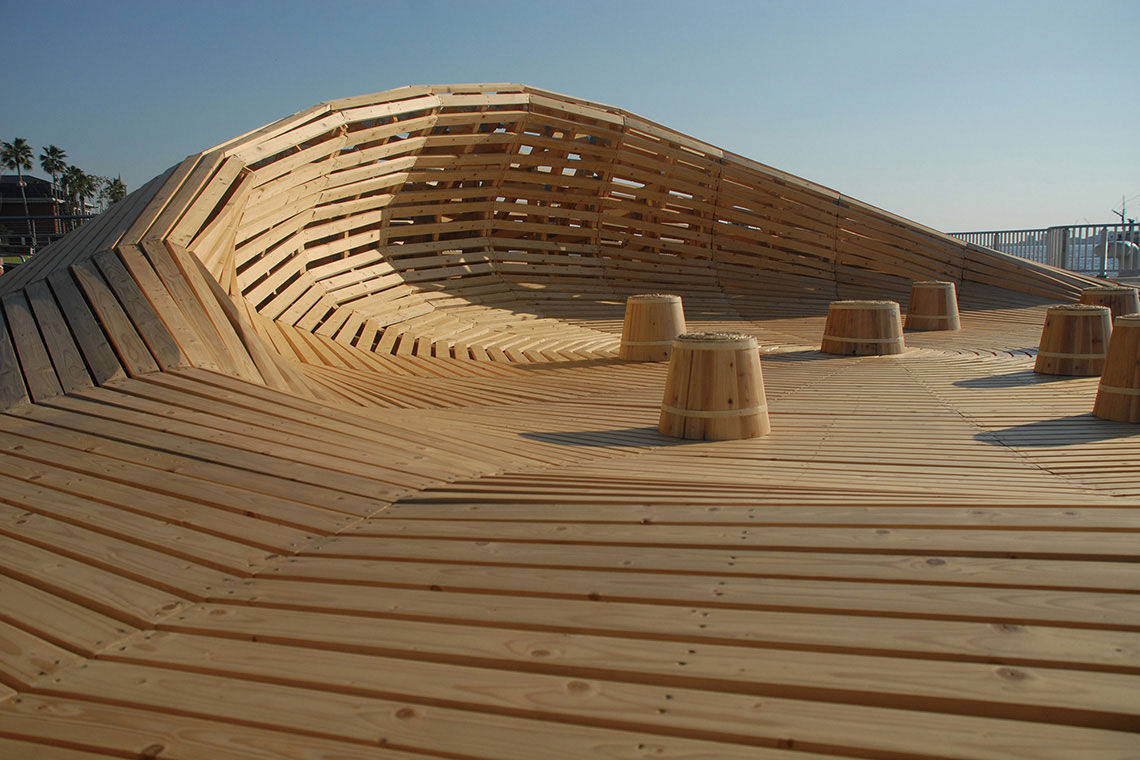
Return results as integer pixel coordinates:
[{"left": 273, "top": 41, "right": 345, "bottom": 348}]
[{"left": 1, "top": 84, "right": 1139, "bottom": 759}]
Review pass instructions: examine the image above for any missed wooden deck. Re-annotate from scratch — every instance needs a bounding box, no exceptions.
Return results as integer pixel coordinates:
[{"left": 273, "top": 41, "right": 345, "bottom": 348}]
[{"left": 1, "top": 84, "right": 1138, "bottom": 758}]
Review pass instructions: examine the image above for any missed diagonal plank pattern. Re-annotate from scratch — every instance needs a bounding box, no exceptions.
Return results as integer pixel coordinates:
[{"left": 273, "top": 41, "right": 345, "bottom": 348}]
[{"left": 0, "top": 84, "right": 1138, "bottom": 758}]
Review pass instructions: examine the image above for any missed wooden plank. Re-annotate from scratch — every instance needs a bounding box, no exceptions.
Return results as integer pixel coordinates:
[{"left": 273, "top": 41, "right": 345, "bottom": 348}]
[
  {"left": 60, "top": 383, "right": 452, "bottom": 484},
  {"left": 0, "top": 528, "right": 185, "bottom": 627},
  {"left": 0, "top": 501, "right": 231, "bottom": 598},
  {"left": 120, "top": 154, "right": 210, "bottom": 246},
  {"left": 0, "top": 574, "right": 135, "bottom": 656},
  {"left": 69, "top": 259, "right": 159, "bottom": 377},
  {"left": 251, "top": 557, "right": 1140, "bottom": 629},
  {"left": 0, "top": 474, "right": 274, "bottom": 575},
  {"left": 101, "top": 631, "right": 1140, "bottom": 757},
  {"left": 43, "top": 657, "right": 1078, "bottom": 760},
  {"left": 0, "top": 296, "right": 31, "bottom": 410},
  {"left": 131, "top": 238, "right": 240, "bottom": 376},
  {"left": 0, "top": 619, "right": 83, "bottom": 688},
  {"left": 336, "top": 519, "right": 1140, "bottom": 563},
  {"left": 46, "top": 269, "right": 127, "bottom": 385},
  {"left": 0, "top": 738, "right": 122, "bottom": 759},
  {"left": 141, "top": 239, "right": 261, "bottom": 383},
  {"left": 0, "top": 411, "right": 374, "bottom": 528},
  {"left": 127, "top": 621, "right": 1116, "bottom": 731},
  {"left": 1, "top": 290, "right": 64, "bottom": 402},
  {"left": 115, "top": 243, "right": 218, "bottom": 371},
  {"left": 23, "top": 279, "right": 93, "bottom": 394},
  {"left": 167, "top": 241, "right": 312, "bottom": 393},
  {"left": 311, "top": 535, "right": 1140, "bottom": 592},
  {"left": 92, "top": 249, "right": 187, "bottom": 371},
  {"left": 0, "top": 451, "right": 313, "bottom": 554},
  {"left": 0, "top": 694, "right": 427, "bottom": 760}
]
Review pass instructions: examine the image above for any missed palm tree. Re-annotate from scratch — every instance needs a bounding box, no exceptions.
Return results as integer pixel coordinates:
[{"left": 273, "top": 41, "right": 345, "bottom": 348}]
[
  {"left": 61, "top": 165, "right": 87, "bottom": 229},
  {"left": 73, "top": 170, "right": 99, "bottom": 220},
  {"left": 87, "top": 176, "right": 105, "bottom": 212},
  {"left": 99, "top": 176, "right": 127, "bottom": 210},
  {"left": 39, "top": 145, "right": 68, "bottom": 238},
  {"left": 1, "top": 137, "right": 37, "bottom": 252},
  {"left": 105, "top": 176, "right": 127, "bottom": 205},
  {"left": 39, "top": 145, "right": 67, "bottom": 196}
]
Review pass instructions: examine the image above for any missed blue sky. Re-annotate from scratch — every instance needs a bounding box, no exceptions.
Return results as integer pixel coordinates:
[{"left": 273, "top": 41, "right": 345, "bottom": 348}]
[{"left": 2, "top": 0, "right": 1137, "bottom": 231}]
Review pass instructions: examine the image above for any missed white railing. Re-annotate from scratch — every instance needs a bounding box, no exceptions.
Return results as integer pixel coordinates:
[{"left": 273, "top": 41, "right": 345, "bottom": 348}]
[{"left": 949, "top": 223, "right": 1140, "bottom": 278}]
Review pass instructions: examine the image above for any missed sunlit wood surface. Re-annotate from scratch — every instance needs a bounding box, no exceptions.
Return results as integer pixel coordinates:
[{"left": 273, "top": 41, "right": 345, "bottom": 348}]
[{"left": 0, "top": 84, "right": 1137, "bottom": 759}]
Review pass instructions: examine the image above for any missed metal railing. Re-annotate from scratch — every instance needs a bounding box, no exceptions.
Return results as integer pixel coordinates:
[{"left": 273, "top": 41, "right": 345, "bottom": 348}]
[
  {"left": 949, "top": 223, "right": 1140, "bottom": 278},
  {"left": 0, "top": 213, "right": 98, "bottom": 258}
]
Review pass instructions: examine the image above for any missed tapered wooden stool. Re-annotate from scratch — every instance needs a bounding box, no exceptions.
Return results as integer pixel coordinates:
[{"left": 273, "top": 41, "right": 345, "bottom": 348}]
[
  {"left": 1033, "top": 304, "right": 1112, "bottom": 376},
  {"left": 821, "top": 301, "right": 905, "bottom": 356},
  {"left": 658, "top": 333, "right": 770, "bottom": 440},
  {"left": 1093, "top": 314, "right": 1140, "bottom": 422},
  {"left": 619, "top": 294, "right": 686, "bottom": 361},
  {"left": 1079, "top": 286, "right": 1140, "bottom": 320},
  {"left": 905, "top": 281, "right": 960, "bottom": 331}
]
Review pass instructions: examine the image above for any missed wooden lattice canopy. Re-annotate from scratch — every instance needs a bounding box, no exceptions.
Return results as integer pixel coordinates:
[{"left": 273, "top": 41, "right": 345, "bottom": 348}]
[{"left": 0, "top": 83, "right": 1100, "bottom": 405}]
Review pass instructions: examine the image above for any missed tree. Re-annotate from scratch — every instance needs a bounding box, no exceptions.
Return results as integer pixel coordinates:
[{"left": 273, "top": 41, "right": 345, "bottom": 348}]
[
  {"left": 103, "top": 176, "right": 127, "bottom": 207},
  {"left": 73, "top": 170, "right": 99, "bottom": 218},
  {"left": 61, "top": 165, "right": 83, "bottom": 215},
  {"left": 92, "top": 175, "right": 107, "bottom": 212},
  {"left": 39, "top": 144, "right": 67, "bottom": 198},
  {"left": 88, "top": 176, "right": 107, "bottom": 212},
  {"left": 1, "top": 137, "right": 38, "bottom": 252},
  {"left": 60, "top": 165, "right": 94, "bottom": 229}
]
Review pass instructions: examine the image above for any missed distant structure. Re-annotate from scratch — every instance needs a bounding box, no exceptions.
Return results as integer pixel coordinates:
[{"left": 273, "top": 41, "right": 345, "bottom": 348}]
[
  {"left": 951, "top": 224, "right": 1140, "bottom": 277},
  {"left": 0, "top": 174, "right": 65, "bottom": 246}
]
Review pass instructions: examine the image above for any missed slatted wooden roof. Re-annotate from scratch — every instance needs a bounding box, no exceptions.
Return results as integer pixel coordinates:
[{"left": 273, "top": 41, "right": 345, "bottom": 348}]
[{"left": 1, "top": 84, "right": 1138, "bottom": 759}]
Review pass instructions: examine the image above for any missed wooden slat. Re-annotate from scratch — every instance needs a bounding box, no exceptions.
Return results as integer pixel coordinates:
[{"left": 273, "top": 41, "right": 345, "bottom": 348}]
[
  {"left": 93, "top": 632, "right": 1139, "bottom": 758},
  {"left": 1, "top": 290, "right": 64, "bottom": 402},
  {"left": 115, "top": 242, "right": 219, "bottom": 371},
  {"left": 0, "top": 694, "right": 427, "bottom": 760},
  {"left": 0, "top": 737, "right": 123, "bottom": 759},
  {"left": 0, "top": 297, "right": 31, "bottom": 410},
  {"left": 68, "top": 259, "right": 159, "bottom": 376},
  {"left": 91, "top": 249, "right": 186, "bottom": 371},
  {"left": 23, "top": 279, "right": 93, "bottom": 394},
  {"left": 0, "top": 574, "right": 135, "bottom": 656},
  {"left": 45, "top": 268, "right": 127, "bottom": 385}
]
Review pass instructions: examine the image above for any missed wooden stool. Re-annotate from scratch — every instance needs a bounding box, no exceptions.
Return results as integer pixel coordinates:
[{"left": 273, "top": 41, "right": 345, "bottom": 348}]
[
  {"left": 905, "top": 281, "right": 960, "bottom": 331},
  {"left": 1079, "top": 286, "right": 1140, "bottom": 320},
  {"left": 1093, "top": 314, "right": 1140, "bottom": 422},
  {"left": 820, "top": 301, "right": 905, "bottom": 356},
  {"left": 619, "top": 294, "right": 686, "bottom": 361},
  {"left": 658, "top": 333, "right": 770, "bottom": 440},
  {"left": 1033, "top": 304, "right": 1112, "bottom": 376}
]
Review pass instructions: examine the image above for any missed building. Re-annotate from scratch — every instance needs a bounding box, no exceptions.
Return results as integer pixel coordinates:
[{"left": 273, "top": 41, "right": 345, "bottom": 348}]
[{"left": 0, "top": 173, "right": 66, "bottom": 252}]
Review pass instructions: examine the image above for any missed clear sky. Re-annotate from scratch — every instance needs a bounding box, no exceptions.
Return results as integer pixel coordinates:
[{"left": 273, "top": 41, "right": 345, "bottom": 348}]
[{"left": 2, "top": 0, "right": 1137, "bottom": 232}]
